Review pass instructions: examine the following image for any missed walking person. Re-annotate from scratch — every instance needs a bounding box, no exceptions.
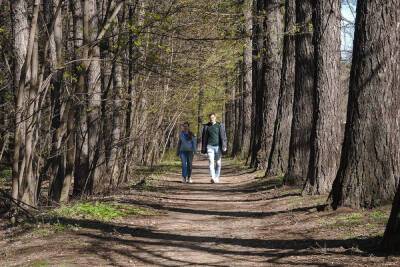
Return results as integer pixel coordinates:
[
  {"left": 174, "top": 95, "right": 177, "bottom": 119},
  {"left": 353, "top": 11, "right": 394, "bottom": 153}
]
[
  {"left": 177, "top": 122, "right": 197, "bottom": 183},
  {"left": 201, "top": 113, "right": 227, "bottom": 183}
]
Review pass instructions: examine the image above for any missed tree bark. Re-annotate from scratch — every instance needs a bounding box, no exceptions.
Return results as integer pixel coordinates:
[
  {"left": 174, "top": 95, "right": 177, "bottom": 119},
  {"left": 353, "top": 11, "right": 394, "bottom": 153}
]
[
  {"left": 285, "top": 0, "right": 314, "bottom": 185},
  {"left": 330, "top": 0, "right": 400, "bottom": 209},
  {"left": 381, "top": 183, "right": 400, "bottom": 252},
  {"left": 249, "top": 0, "right": 264, "bottom": 167},
  {"left": 254, "top": 0, "right": 282, "bottom": 169},
  {"left": 72, "top": 0, "right": 89, "bottom": 197},
  {"left": 267, "top": 0, "right": 295, "bottom": 177},
  {"left": 240, "top": 0, "right": 252, "bottom": 159},
  {"left": 10, "top": 0, "right": 30, "bottom": 201},
  {"left": 303, "top": 0, "right": 342, "bottom": 195}
]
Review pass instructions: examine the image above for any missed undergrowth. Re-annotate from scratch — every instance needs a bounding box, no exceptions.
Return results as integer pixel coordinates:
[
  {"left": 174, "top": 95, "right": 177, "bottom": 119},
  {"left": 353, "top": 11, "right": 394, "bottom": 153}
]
[{"left": 51, "top": 201, "right": 158, "bottom": 222}]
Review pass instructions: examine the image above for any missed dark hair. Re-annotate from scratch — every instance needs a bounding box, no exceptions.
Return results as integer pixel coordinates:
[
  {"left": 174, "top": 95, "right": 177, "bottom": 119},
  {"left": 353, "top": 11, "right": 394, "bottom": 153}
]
[
  {"left": 182, "top": 122, "right": 193, "bottom": 140},
  {"left": 208, "top": 112, "right": 216, "bottom": 117}
]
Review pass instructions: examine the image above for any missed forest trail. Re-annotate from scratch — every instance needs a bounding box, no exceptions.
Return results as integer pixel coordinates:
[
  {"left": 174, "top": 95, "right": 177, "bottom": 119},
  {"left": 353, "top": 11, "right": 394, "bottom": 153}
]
[{"left": 1, "top": 158, "right": 399, "bottom": 266}]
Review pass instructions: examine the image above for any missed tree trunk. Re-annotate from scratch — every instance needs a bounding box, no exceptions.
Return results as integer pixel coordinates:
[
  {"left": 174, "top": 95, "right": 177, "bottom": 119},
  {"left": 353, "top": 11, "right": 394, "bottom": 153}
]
[
  {"left": 249, "top": 0, "right": 264, "bottom": 166},
  {"left": 11, "top": 0, "right": 41, "bottom": 207},
  {"left": 303, "top": 0, "right": 342, "bottom": 195},
  {"left": 72, "top": 0, "right": 89, "bottom": 197},
  {"left": 330, "top": 0, "right": 400, "bottom": 209},
  {"left": 381, "top": 183, "right": 400, "bottom": 252},
  {"left": 285, "top": 0, "right": 314, "bottom": 185},
  {"left": 232, "top": 61, "right": 244, "bottom": 157},
  {"left": 241, "top": 0, "right": 252, "bottom": 159},
  {"left": 266, "top": 0, "right": 295, "bottom": 177},
  {"left": 46, "top": 0, "right": 70, "bottom": 203},
  {"left": 10, "top": 0, "right": 30, "bottom": 201},
  {"left": 254, "top": 0, "right": 282, "bottom": 169}
]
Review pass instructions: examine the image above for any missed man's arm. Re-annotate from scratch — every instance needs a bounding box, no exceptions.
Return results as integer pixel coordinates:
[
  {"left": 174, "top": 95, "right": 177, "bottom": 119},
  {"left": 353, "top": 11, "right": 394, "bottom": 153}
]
[
  {"left": 200, "top": 125, "right": 207, "bottom": 154},
  {"left": 220, "top": 123, "right": 228, "bottom": 152}
]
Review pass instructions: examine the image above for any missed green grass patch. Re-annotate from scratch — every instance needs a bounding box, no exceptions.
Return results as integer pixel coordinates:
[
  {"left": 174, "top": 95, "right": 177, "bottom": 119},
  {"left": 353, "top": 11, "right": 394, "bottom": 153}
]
[
  {"left": 319, "top": 208, "right": 390, "bottom": 239},
  {"left": 0, "top": 168, "right": 12, "bottom": 179},
  {"left": 27, "top": 259, "right": 50, "bottom": 267},
  {"left": 51, "top": 201, "right": 158, "bottom": 222},
  {"left": 0, "top": 167, "right": 12, "bottom": 186},
  {"left": 32, "top": 222, "right": 75, "bottom": 237},
  {"left": 369, "top": 210, "right": 389, "bottom": 224}
]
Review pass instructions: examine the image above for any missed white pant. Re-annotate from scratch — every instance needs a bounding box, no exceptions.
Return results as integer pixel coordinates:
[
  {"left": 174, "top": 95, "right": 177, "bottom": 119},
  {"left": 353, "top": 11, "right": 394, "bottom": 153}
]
[{"left": 207, "top": 145, "right": 221, "bottom": 181}]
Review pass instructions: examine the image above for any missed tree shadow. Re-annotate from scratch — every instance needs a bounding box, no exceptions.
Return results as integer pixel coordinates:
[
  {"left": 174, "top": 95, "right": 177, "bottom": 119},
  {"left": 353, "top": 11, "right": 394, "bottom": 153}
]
[
  {"left": 38, "top": 216, "right": 385, "bottom": 266},
  {"left": 116, "top": 199, "right": 327, "bottom": 218}
]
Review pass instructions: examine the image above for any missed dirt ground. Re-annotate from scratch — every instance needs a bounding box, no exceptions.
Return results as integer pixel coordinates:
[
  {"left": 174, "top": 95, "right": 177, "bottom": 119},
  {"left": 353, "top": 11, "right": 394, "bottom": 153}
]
[{"left": 1, "top": 158, "right": 399, "bottom": 267}]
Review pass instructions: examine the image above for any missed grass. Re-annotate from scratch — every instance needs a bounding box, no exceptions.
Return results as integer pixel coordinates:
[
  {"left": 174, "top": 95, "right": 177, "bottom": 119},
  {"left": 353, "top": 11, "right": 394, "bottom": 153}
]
[
  {"left": 0, "top": 167, "right": 11, "bottom": 186},
  {"left": 28, "top": 259, "right": 50, "bottom": 267},
  {"left": 320, "top": 208, "right": 391, "bottom": 239},
  {"left": 51, "top": 201, "right": 158, "bottom": 222}
]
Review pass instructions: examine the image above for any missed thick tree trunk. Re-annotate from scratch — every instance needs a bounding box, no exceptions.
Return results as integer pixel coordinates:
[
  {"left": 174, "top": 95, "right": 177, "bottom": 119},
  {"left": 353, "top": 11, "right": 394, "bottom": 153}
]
[
  {"left": 266, "top": 0, "right": 295, "bottom": 177},
  {"left": 255, "top": 0, "right": 282, "bottom": 169},
  {"left": 330, "top": 0, "right": 400, "bottom": 209},
  {"left": 381, "top": 184, "right": 400, "bottom": 252},
  {"left": 241, "top": 0, "right": 252, "bottom": 159},
  {"left": 285, "top": 0, "right": 314, "bottom": 185},
  {"left": 303, "top": 0, "right": 342, "bottom": 195},
  {"left": 249, "top": 0, "right": 264, "bottom": 168}
]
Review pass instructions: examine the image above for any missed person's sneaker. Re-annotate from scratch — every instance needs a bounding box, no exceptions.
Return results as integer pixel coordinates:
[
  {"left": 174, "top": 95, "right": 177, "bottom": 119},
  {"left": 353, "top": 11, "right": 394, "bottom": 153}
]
[
  {"left": 182, "top": 177, "right": 187, "bottom": 183},
  {"left": 214, "top": 179, "right": 220, "bottom": 183},
  {"left": 188, "top": 177, "right": 193, "bottom": 183}
]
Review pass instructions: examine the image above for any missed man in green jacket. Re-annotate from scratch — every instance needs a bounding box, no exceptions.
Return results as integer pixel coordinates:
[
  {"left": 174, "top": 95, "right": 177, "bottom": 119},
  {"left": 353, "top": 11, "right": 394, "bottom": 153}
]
[{"left": 201, "top": 113, "right": 228, "bottom": 183}]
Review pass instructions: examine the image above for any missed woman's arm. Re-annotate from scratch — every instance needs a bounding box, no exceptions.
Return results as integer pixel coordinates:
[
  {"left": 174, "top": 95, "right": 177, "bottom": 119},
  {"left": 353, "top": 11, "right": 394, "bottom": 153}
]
[
  {"left": 176, "top": 138, "right": 181, "bottom": 156},
  {"left": 192, "top": 136, "right": 197, "bottom": 153}
]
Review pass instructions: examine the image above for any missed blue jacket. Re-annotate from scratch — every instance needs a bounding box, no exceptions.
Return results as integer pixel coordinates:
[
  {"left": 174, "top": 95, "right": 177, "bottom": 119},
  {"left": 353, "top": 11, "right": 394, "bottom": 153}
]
[{"left": 177, "top": 132, "right": 197, "bottom": 155}]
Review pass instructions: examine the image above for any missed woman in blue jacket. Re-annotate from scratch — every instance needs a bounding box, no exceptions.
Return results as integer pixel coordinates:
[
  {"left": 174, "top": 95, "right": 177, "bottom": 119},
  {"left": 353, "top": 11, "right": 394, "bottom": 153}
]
[{"left": 176, "top": 122, "right": 197, "bottom": 183}]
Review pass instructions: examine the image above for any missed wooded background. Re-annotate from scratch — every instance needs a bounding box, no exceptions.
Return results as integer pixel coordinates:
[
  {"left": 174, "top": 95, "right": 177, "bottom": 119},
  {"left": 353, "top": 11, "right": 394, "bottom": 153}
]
[{"left": 0, "top": 0, "right": 399, "bottom": 252}]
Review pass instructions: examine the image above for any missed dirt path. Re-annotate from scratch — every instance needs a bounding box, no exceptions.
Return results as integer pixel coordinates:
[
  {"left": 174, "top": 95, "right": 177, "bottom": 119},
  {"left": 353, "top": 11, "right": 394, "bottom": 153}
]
[{"left": 1, "top": 158, "right": 400, "bottom": 266}]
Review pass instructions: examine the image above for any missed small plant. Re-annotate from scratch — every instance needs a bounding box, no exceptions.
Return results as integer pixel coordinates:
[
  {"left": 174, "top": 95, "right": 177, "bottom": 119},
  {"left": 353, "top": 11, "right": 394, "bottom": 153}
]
[
  {"left": 29, "top": 259, "right": 50, "bottom": 267},
  {"left": 369, "top": 210, "right": 389, "bottom": 224},
  {"left": 51, "top": 201, "right": 157, "bottom": 222},
  {"left": 0, "top": 168, "right": 12, "bottom": 186}
]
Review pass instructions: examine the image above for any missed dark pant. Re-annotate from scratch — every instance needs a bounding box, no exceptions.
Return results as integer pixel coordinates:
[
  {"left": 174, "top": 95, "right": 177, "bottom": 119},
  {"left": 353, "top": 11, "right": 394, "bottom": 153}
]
[{"left": 179, "top": 151, "right": 194, "bottom": 178}]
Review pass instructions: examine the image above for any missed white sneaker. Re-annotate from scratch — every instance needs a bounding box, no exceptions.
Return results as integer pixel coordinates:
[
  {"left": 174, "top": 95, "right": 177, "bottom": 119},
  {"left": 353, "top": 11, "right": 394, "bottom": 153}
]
[
  {"left": 182, "top": 177, "right": 186, "bottom": 183},
  {"left": 214, "top": 178, "right": 220, "bottom": 183},
  {"left": 188, "top": 177, "right": 193, "bottom": 183}
]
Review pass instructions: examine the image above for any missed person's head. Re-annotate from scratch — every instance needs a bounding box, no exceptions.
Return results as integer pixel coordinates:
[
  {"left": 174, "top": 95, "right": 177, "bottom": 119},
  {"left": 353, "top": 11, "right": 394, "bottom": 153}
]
[
  {"left": 182, "top": 121, "right": 190, "bottom": 132},
  {"left": 181, "top": 122, "right": 193, "bottom": 139},
  {"left": 209, "top": 113, "right": 217, "bottom": 124}
]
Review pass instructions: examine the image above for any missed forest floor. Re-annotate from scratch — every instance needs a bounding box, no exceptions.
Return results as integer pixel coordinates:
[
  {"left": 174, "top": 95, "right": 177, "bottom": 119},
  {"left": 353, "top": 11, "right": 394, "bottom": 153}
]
[{"left": 1, "top": 157, "right": 400, "bottom": 266}]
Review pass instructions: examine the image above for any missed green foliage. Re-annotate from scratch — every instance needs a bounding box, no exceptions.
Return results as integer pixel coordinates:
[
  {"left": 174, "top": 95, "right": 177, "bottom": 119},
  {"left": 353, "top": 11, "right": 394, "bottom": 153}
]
[
  {"left": 0, "top": 168, "right": 11, "bottom": 186},
  {"left": 319, "top": 209, "right": 391, "bottom": 239},
  {"left": 52, "top": 201, "right": 157, "bottom": 222},
  {"left": 28, "top": 260, "right": 50, "bottom": 267}
]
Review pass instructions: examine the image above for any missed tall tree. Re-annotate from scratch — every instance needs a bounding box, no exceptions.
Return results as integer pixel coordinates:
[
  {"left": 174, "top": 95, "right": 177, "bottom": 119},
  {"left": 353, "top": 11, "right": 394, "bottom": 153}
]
[
  {"left": 284, "top": 0, "right": 314, "bottom": 184},
  {"left": 303, "top": 0, "right": 342, "bottom": 195},
  {"left": 330, "top": 0, "right": 400, "bottom": 209},
  {"left": 266, "top": 0, "right": 295, "bottom": 176},
  {"left": 251, "top": 0, "right": 282, "bottom": 169},
  {"left": 240, "top": 0, "right": 252, "bottom": 159},
  {"left": 249, "top": 0, "right": 264, "bottom": 167},
  {"left": 11, "top": 0, "right": 41, "bottom": 206}
]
